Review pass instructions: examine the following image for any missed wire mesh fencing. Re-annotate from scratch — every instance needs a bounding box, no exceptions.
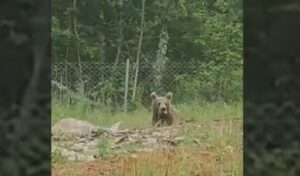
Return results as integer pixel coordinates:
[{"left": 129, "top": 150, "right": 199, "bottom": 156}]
[{"left": 51, "top": 60, "right": 212, "bottom": 110}]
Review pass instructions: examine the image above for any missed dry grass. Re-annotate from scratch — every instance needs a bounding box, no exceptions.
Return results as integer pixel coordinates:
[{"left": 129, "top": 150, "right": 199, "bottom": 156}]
[{"left": 52, "top": 145, "right": 242, "bottom": 176}]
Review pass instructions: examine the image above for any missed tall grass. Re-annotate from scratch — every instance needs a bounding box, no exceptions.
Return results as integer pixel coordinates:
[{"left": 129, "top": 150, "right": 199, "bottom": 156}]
[{"left": 52, "top": 97, "right": 242, "bottom": 129}]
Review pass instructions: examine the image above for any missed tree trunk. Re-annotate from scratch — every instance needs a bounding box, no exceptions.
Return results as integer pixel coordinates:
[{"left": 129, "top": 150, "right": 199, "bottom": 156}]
[
  {"left": 153, "top": 26, "right": 169, "bottom": 93},
  {"left": 99, "top": 34, "right": 105, "bottom": 63},
  {"left": 132, "top": 0, "right": 146, "bottom": 101},
  {"left": 112, "top": 13, "right": 124, "bottom": 74},
  {"left": 72, "top": 0, "right": 82, "bottom": 82},
  {"left": 64, "top": 44, "right": 69, "bottom": 61}
]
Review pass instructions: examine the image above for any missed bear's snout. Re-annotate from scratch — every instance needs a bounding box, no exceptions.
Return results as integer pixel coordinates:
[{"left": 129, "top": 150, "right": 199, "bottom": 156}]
[
  {"left": 159, "top": 106, "right": 168, "bottom": 115},
  {"left": 161, "top": 107, "right": 167, "bottom": 113}
]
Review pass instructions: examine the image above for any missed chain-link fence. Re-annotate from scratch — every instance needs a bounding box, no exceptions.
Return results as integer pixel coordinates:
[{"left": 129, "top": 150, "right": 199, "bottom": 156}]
[{"left": 51, "top": 61, "right": 202, "bottom": 110}]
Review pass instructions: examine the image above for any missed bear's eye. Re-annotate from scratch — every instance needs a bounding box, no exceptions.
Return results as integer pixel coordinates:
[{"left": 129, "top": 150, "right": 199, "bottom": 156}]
[{"left": 158, "top": 102, "right": 161, "bottom": 106}]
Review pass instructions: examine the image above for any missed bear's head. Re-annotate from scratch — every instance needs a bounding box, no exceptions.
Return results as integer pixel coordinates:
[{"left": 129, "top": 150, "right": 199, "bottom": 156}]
[{"left": 151, "top": 92, "right": 172, "bottom": 116}]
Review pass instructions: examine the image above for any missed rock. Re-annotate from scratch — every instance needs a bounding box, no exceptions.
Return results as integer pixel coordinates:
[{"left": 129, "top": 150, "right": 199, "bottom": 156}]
[
  {"left": 53, "top": 145, "right": 97, "bottom": 162},
  {"left": 52, "top": 118, "right": 99, "bottom": 140},
  {"left": 107, "top": 121, "right": 122, "bottom": 133},
  {"left": 51, "top": 119, "right": 202, "bottom": 162},
  {"left": 71, "top": 143, "right": 84, "bottom": 152}
]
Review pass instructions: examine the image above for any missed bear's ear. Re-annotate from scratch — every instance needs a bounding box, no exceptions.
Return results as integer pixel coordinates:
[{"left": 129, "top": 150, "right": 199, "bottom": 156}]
[
  {"left": 165, "top": 92, "right": 172, "bottom": 100},
  {"left": 151, "top": 92, "right": 157, "bottom": 100}
]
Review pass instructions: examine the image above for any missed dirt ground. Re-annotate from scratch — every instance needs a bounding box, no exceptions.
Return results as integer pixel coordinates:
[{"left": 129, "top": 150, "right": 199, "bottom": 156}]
[{"left": 52, "top": 147, "right": 237, "bottom": 176}]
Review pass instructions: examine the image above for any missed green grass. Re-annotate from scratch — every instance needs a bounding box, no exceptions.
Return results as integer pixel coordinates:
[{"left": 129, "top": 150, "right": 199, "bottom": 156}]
[
  {"left": 177, "top": 100, "right": 242, "bottom": 119},
  {"left": 52, "top": 99, "right": 150, "bottom": 129},
  {"left": 96, "top": 135, "right": 113, "bottom": 158},
  {"left": 52, "top": 98, "right": 242, "bottom": 129}
]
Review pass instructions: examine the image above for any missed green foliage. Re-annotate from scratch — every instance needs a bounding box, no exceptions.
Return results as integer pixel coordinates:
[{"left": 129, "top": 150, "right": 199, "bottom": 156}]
[
  {"left": 97, "top": 136, "right": 113, "bottom": 158},
  {"left": 52, "top": 0, "right": 243, "bottom": 107}
]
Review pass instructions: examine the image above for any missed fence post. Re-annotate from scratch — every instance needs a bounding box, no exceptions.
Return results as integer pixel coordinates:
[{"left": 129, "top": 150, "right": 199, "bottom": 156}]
[{"left": 124, "top": 58, "right": 130, "bottom": 112}]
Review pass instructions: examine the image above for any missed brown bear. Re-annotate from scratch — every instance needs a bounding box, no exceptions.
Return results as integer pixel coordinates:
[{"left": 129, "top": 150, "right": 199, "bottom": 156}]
[{"left": 151, "top": 91, "right": 184, "bottom": 127}]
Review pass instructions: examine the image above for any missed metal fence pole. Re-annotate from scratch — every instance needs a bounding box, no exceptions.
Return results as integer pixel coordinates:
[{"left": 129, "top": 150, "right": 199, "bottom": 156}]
[{"left": 124, "top": 58, "right": 130, "bottom": 112}]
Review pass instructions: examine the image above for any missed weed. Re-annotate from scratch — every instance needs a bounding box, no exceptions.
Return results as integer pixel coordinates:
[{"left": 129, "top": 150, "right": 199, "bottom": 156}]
[{"left": 97, "top": 136, "right": 113, "bottom": 158}]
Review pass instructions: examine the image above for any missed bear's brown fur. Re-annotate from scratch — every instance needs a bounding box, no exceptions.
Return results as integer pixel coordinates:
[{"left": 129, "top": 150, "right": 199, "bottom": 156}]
[{"left": 151, "top": 92, "right": 184, "bottom": 127}]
